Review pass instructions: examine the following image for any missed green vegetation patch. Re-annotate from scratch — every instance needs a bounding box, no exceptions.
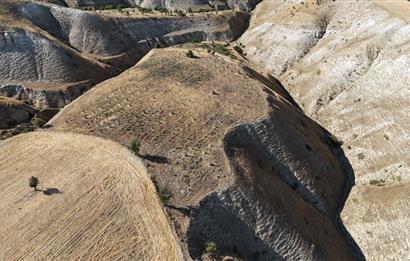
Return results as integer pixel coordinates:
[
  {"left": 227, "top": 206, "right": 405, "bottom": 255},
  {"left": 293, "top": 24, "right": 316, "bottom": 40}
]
[
  {"left": 204, "top": 241, "right": 217, "bottom": 254},
  {"left": 195, "top": 42, "right": 236, "bottom": 59},
  {"left": 141, "top": 57, "right": 213, "bottom": 86}
]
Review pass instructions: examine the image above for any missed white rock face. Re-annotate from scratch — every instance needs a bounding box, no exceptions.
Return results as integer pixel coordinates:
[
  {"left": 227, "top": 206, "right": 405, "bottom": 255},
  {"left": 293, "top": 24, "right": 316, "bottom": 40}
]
[
  {"left": 0, "top": 29, "right": 108, "bottom": 84},
  {"left": 1, "top": 1, "right": 249, "bottom": 107},
  {"left": 62, "top": 0, "right": 262, "bottom": 11},
  {"left": 239, "top": 0, "right": 410, "bottom": 260}
]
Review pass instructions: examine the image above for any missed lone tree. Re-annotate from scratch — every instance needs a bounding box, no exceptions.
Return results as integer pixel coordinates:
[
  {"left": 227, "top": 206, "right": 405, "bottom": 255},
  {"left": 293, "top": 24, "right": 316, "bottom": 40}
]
[
  {"left": 29, "top": 176, "right": 39, "bottom": 191},
  {"left": 129, "top": 138, "right": 140, "bottom": 155}
]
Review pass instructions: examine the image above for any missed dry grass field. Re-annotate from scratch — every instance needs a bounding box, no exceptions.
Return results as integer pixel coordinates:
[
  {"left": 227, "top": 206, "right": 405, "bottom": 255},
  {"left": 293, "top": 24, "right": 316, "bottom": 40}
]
[{"left": 0, "top": 131, "right": 182, "bottom": 260}]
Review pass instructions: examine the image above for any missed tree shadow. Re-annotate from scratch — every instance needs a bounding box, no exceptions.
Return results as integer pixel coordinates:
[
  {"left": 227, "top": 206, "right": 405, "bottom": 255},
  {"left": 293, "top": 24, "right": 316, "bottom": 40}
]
[
  {"left": 142, "top": 154, "right": 169, "bottom": 164},
  {"left": 42, "top": 188, "right": 63, "bottom": 196},
  {"left": 166, "top": 204, "right": 194, "bottom": 217}
]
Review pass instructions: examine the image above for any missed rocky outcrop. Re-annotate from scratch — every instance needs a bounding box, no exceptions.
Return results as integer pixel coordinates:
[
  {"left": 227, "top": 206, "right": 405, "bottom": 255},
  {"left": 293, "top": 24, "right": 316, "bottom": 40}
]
[
  {"left": 0, "top": 28, "right": 111, "bottom": 84},
  {"left": 0, "top": 96, "right": 36, "bottom": 129},
  {"left": 0, "top": 81, "right": 95, "bottom": 109},
  {"left": 49, "top": 47, "right": 362, "bottom": 260},
  {"left": 19, "top": 2, "right": 249, "bottom": 59}
]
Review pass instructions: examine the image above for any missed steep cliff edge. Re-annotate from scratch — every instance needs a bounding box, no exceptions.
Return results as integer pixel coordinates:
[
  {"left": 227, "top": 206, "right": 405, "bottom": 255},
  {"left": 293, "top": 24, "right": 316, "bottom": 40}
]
[{"left": 239, "top": 0, "right": 410, "bottom": 259}]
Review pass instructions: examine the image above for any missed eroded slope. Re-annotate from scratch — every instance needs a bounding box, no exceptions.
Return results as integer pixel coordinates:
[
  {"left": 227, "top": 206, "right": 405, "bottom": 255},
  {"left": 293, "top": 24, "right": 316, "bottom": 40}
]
[
  {"left": 1, "top": 1, "right": 249, "bottom": 109},
  {"left": 50, "top": 47, "right": 361, "bottom": 260},
  {"left": 56, "top": 0, "right": 261, "bottom": 11},
  {"left": 239, "top": 0, "right": 410, "bottom": 260},
  {"left": 0, "top": 131, "right": 182, "bottom": 260}
]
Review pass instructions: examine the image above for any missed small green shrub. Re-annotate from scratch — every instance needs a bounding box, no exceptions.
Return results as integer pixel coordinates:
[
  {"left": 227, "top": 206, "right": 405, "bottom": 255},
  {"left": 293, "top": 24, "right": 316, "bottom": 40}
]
[
  {"left": 158, "top": 186, "right": 172, "bottom": 204},
  {"left": 155, "top": 7, "right": 168, "bottom": 13},
  {"left": 186, "top": 50, "right": 196, "bottom": 58},
  {"left": 29, "top": 176, "right": 39, "bottom": 191},
  {"left": 233, "top": 45, "right": 243, "bottom": 55},
  {"left": 31, "top": 117, "right": 46, "bottom": 128},
  {"left": 177, "top": 10, "right": 185, "bottom": 17},
  {"left": 358, "top": 152, "right": 365, "bottom": 160},
  {"left": 137, "top": 6, "right": 152, "bottom": 13},
  {"left": 195, "top": 42, "right": 235, "bottom": 59},
  {"left": 129, "top": 138, "right": 140, "bottom": 155},
  {"left": 369, "top": 179, "right": 385, "bottom": 186},
  {"left": 204, "top": 241, "right": 217, "bottom": 254},
  {"left": 329, "top": 134, "right": 343, "bottom": 146}
]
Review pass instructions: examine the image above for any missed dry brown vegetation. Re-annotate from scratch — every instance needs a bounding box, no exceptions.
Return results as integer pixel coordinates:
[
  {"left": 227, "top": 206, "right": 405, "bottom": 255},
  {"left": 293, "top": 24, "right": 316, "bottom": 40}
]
[{"left": 0, "top": 132, "right": 182, "bottom": 260}]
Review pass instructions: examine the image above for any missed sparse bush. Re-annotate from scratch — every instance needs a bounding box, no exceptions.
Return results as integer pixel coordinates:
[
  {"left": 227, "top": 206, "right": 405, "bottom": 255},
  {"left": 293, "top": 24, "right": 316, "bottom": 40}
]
[
  {"left": 158, "top": 186, "right": 172, "bottom": 204},
  {"left": 177, "top": 10, "right": 185, "bottom": 17},
  {"left": 31, "top": 117, "right": 46, "bottom": 128},
  {"left": 204, "top": 241, "right": 217, "bottom": 254},
  {"left": 155, "top": 7, "right": 168, "bottom": 13},
  {"left": 29, "top": 176, "right": 39, "bottom": 191},
  {"left": 129, "top": 138, "right": 140, "bottom": 155},
  {"left": 137, "top": 6, "right": 152, "bottom": 14},
  {"left": 195, "top": 42, "right": 236, "bottom": 59},
  {"left": 233, "top": 45, "right": 243, "bottom": 55},
  {"left": 329, "top": 134, "right": 343, "bottom": 146},
  {"left": 369, "top": 179, "right": 385, "bottom": 186},
  {"left": 198, "top": 8, "right": 210, "bottom": 13},
  {"left": 186, "top": 50, "right": 196, "bottom": 58},
  {"left": 358, "top": 152, "right": 365, "bottom": 160}
]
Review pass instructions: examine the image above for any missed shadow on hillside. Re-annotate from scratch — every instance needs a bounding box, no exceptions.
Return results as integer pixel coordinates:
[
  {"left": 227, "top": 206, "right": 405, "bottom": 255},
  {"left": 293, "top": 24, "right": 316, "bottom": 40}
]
[
  {"left": 186, "top": 114, "right": 365, "bottom": 260},
  {"left": 322, "top": 128, "right": 366, "bottom": 261},
  {"left": 187, "top": 193, "right": 281, "bottom": 260},
  {"left": 142, "top": 154, "right": 169, "bottom": 164},
  {"left": 166, "top": 204, "right": 194, "bottom": 216},
  {"left": 42, "top": 188, "right": 63, "bottom": 196}
]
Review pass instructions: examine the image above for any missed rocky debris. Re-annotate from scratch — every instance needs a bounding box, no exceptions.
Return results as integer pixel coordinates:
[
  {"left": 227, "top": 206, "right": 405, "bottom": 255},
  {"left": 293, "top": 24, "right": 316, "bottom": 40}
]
[
  {"left": 238, "top": 0, "right": 410, "bottom": 260},
  {"left": 0, "top": 96, "right": 36, "bottom": 129},
  {"left": 0, "top": 28, "right": 112, "bottom": 84},
  {"left": 36, "top": 108, "right": 60, "bottom": 122},
  {"left": 0, "top": 95, "right": 60, "bottom": 140},
  {"left": 0, "top": 81, "right": 95, "bottom": 109},
  {"left": 49, "top": 47, "right": 362, "bottom": 260},
  {"left": 0, "top": 122, "right": 35, "bottom": 140}
]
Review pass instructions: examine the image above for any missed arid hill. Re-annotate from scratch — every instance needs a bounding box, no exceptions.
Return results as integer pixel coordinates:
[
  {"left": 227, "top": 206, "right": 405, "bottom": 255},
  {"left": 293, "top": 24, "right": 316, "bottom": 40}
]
[
  {"left": 239, "top": 0, "right": 410, "bottom": 260},
  {"left": 0, "top": 131, "right": 182, "bottom": 260},
  {"left": 1, "top": 0, "right": 408, "bottom": 260},
  {"left": 0, "top": 0, "right": 250, "bottom": 138},
  {"left": 49, "top": 46, "right": 362, "bottom": 260},
  {"left": 1, "top": 1, "right": 249, "bottom": 110}
]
